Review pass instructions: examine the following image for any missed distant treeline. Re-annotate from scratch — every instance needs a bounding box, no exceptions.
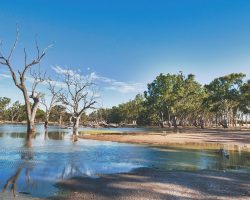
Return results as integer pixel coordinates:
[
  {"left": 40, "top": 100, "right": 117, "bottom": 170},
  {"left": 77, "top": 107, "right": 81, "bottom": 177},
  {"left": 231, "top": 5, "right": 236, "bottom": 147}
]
[
  {"left": 89, "top": 72, "right": 250, "bottom": 128},
  {"left": 1, "top": 72, "right": 250, "bottom": 128},
  {"left": 0, "top": 101, "right": 71, "bottom": 124}
]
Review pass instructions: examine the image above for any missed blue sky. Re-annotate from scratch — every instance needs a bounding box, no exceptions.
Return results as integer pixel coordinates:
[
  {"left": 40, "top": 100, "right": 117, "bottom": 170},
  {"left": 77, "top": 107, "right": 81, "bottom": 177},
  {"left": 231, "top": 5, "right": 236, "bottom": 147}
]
[{"left": 1, "top": 0, "right": 250, "bottom": 108}]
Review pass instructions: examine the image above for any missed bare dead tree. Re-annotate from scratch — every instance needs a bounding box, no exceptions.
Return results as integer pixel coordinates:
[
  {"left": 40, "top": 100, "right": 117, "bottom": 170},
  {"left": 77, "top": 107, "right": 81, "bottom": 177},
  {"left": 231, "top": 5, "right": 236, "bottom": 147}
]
[
  {"left": 58, "top": 69, "right": 98, "bottom": 137},
  {"left": 41, "top": 79, "right": 61, "bottom": 128},
  {"left": 0, "top": 29, "right": 51, "bottom": 135}
]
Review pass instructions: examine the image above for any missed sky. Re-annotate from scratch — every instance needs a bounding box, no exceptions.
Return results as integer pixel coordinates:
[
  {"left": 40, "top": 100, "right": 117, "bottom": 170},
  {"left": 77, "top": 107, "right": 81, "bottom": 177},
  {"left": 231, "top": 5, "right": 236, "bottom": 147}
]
[{"left": 1, "top": 0, "right": 250, "bottom": 108}]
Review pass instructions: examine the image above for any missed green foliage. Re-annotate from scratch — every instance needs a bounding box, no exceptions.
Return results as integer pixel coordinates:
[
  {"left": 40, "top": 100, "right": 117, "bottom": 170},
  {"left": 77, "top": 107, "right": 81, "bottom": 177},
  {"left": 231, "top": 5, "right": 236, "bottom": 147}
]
[
  {"left": 36, "top": 109, "right": 46, "bottom": 122},
  {"left": 89, "top": 94, "right": 145, "bottom": 124},
  {"left": 144, "top": 72, "right": 205, "bottom": 126},
  {"left": 1, "top": 72, "right": 249, "bottom": 128},
  {"left": 0, "top": 97, "right": 11, "bottom": 119},
  {"left": 239, "top": 80, "right": 250, "bottom": 114},
  {"left": 49, "top": 105, "right": 71, "bottom": 124},
  {"left": 204, "top": 73, "right": 246, "bottom": 125},
  {"left": 90, "top": 72, "right": 249, "bottom": 128}
]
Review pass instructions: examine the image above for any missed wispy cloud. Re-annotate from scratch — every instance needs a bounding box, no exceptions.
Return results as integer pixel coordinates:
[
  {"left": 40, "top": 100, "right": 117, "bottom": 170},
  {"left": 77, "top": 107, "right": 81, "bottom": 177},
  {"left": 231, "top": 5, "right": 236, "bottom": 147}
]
[
  {"left": 0, "top": 73, "right": 11, "bottom": 79},
  {"left": 89, "top": 72, "right": 145, "bottom": 93},
  {"left": 52, "top": 66, "right": 77, "bottom": 77},
  {"left": 52, "top": 66, "right": 145, "bottom": 94}
]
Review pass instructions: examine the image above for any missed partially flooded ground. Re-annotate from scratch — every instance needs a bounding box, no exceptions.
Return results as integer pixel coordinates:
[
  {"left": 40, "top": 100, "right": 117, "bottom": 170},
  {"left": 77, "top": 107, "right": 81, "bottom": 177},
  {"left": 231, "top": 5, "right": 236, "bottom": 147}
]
[
  {"left": 0, "top": 125, "right": 250, "bottom": 199},
  {"left": 79, "top": 127, "right": 250, "bottom": 151}
]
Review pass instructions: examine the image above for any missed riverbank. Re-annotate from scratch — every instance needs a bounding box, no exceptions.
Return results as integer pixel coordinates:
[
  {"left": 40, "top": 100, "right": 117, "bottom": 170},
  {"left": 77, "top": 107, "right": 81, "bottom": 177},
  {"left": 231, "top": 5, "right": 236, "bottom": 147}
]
[
  {"left": 79, "top": 127, "right": 250, "bottom": 151},
  {"left": 53, "top": 168, "right": 250, "bottom": 200}
]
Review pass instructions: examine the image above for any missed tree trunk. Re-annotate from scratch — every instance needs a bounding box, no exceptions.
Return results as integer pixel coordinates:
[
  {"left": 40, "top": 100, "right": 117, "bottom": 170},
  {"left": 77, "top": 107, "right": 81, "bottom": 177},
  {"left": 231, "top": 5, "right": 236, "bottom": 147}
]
[
  {"left": 44, "top": 112, "right": 49, "bottom": 129},
  {"left": 22, "top": 89, "right": 35, "bottom": 134},
  {"left": 215, "top": 113, "right": 218, "bottom": 127},
  {"left": 159, "top": 111, "right": 164, "bottom": 128},
  {"left": 59, "top": 115, "right": 62, "bottom": 126},
  {"left": 72, "top": 117, "right": 80, "bottom": 142},
  {"left": 44, "top": 120, "right": 48, "bottom": 129},
  {"left": 200, "top": 118, "right": 205, "bottom": 129},
  {"left": 73, "top": 116, "right": 80, "bottom": 135},
  {"left": 173, "top": 116, "right": 177, "bottom": 129},
  {"left": 27, "top": 120, "right": 36, "bottom": 134},
  {"left": 167, "top": 113, "right": 171, "bottom": 127}
]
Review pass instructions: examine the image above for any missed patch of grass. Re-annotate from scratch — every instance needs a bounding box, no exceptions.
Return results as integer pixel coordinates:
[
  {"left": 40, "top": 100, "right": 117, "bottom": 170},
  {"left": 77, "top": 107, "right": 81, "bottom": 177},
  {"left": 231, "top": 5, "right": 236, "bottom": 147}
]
[{"left": 79, "top": 130, "right": 123, "bottom": 135}]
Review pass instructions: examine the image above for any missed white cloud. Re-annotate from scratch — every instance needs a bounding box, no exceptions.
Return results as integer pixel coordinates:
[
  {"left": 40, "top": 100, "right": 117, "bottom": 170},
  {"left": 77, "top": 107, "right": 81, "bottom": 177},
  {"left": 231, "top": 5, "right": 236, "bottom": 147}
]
[
  {"left": 105, "top": 81, "right": 145, "bottom": 93},
  {"left": 52, "top": 65, "right": 76, "bottom": 77},
  {"left": 92, "top": 73, "right": 145, "bottom": 93},
  {"left": 0, "top": 73, "right": 11, "bottom": 79},
  {"left": 52, "top": 66, "right": 145, "bottom": 94}
]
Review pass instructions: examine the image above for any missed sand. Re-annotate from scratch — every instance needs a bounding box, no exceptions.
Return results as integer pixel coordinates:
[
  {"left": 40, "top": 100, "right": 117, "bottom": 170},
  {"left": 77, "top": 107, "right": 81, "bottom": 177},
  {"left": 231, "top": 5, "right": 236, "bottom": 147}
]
[{"left": 79, "top": 127, "right": 250, "bottom": 151}]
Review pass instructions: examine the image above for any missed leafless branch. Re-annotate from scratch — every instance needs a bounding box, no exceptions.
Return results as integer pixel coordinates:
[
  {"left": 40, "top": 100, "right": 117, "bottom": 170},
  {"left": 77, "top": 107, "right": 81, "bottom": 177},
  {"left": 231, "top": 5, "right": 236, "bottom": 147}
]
[
  {"left": 58, "top": 70, "right": 98, "bottom": 119},
  {"left": 8, "top": 27, "right": 19, "bottom": 60}
]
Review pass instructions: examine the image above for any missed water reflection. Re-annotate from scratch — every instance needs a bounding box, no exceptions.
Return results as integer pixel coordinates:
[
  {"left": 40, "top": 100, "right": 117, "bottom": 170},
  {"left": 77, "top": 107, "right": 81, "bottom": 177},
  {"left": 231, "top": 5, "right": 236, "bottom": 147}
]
[
  {"left": 2, "top": 136, "right": 34, "bottom": 197},
  {"left": 0, "top": 124, "right": 250, "bottom": 198},
  {"left": 47, "top": 131, "right": 66, "bottom": 140}
]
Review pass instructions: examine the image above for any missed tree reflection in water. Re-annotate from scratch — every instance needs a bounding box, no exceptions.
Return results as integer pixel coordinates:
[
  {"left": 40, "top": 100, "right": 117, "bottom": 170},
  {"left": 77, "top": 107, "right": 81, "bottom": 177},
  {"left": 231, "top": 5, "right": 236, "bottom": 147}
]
[
  {"left": 2, "top": 130, "right": 82, "bottom": 197},
  {"left": 1, "top": 128, "right": 250, "bottom": 198},
  {"left": 2, "top": 134, "right": 35, "bottom": 197}
]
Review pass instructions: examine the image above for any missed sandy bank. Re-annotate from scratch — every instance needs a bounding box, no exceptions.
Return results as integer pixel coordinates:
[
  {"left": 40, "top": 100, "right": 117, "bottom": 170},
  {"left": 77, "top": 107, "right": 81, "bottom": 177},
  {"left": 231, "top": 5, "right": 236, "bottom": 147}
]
[
  {"left": 79, "top": 127, "right": 250, "bottom": 151},
  {"left": 53, "top": 168, "right": 250, "bottom": 200}
]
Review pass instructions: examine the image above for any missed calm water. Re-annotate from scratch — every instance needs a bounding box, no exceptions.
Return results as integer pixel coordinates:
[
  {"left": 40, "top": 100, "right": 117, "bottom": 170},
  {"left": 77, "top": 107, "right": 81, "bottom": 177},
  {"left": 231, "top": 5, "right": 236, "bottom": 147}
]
[{"left": 0, "top": 124, "right": 250, "bottom": 198}]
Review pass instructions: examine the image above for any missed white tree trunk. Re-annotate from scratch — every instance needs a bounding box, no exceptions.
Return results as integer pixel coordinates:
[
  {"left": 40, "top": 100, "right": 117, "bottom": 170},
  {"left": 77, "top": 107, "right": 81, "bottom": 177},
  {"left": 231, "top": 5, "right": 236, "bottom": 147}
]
[{"left": 73, "top": 116, "right": 80, "bottom": 136}]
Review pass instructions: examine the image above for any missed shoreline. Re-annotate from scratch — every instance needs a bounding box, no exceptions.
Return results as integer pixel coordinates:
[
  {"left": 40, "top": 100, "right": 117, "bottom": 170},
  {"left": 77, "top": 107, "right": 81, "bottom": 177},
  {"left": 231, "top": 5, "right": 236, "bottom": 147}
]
[{"left": 79, "top": 127, "right": 250, "bottom": 151}]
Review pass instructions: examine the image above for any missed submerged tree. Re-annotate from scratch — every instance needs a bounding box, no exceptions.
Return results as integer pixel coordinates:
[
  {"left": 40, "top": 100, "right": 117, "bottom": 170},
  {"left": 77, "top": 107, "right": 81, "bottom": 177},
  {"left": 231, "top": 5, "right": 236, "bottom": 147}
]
[
  {"left": 0, "top": 30, "right": 51, "bottom": 135},
  {"left": 58, "top": 69, "right": 98, "bottom": 136}
]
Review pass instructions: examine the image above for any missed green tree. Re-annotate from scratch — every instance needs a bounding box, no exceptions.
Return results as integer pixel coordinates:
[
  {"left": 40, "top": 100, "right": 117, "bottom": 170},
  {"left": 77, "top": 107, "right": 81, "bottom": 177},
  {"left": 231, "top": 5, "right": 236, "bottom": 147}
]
[
  {"left": 0, "top": 97, "right": 11, "bottom": 120},
  {"left": 144, "top": 72, "right": 205, "bottom": 128},
  {"left": 205, "top": 73, "right": 246, "bottom": 127},
  {"left": 7, "top": 101, "right": 22, "bottom": 122},
  {"left": 239, "top": 79, "right": 250, "bottom": 114},
  {"left": 50, "top": 105, "right": 67, "bottom": 125}
]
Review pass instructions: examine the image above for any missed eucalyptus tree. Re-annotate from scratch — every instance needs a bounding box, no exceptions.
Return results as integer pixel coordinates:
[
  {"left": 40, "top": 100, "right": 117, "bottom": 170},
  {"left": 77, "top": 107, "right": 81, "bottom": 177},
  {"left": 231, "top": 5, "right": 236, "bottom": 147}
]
[
  {"left": 177, "top": 74, "right": 207, "bottom": 128},
  {"left": 128, "top": 94, "right": 144, "bottom": 124},
  {"left": 0, "top": 97, "right": 11, "bottom": 120},
  {"left": 240, "top": 80, "right": 250, "bottom": 113},
  {"left": 8, "top": 101, "right": 22, "bottom": 123},
  {"left": 205, "top": 73, "right": 246, "bottom": 127},
  {"left": 59, "top": 69, "right": 98, "bottom": 136},
  {"left": 144, "top": 72, "right": 205, "bottom": 128},
  {"left": 0, "top": 30, "right": 51, "bottom": 134},
  {"left": 144, "top": 73, "right": 180, "bottom": 128},
  {"left": 239, "top": 80, "right": 250, "bottom": 124}
]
